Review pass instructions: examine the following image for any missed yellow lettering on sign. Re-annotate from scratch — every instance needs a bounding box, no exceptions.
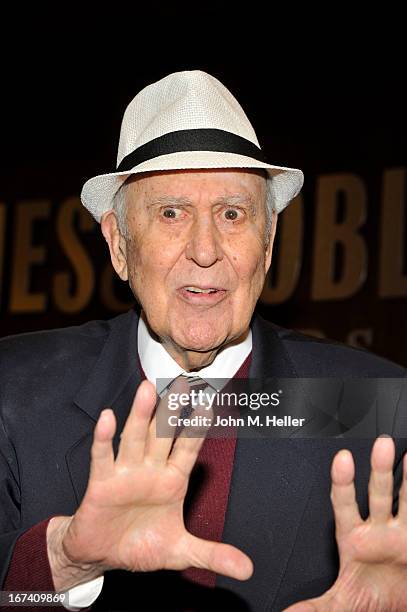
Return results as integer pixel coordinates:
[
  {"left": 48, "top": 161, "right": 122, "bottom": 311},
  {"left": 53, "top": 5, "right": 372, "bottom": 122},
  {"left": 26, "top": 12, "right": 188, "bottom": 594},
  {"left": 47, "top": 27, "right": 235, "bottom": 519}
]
[
  {"left": 312, "top": 174, "right": 367, "bottom": 300},
  {"left": 379, "top": 168, "right": 407, "bottom": 298},
  {"left": 346, "top": 328, "right": 373, "bottom": 349},
  {"left": 10, "top": 200, "right": 50, "bottom": 312},
  {"left": 53, "top": 198, "right": 95, "bottom": 313}
]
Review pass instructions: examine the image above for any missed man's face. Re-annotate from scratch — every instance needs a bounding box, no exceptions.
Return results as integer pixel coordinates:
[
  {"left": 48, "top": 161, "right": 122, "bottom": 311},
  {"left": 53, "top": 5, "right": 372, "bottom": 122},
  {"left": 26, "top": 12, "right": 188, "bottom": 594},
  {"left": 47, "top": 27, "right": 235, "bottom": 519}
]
[{"left": 103, "top": 168, "right": 277, "bottom": 368}]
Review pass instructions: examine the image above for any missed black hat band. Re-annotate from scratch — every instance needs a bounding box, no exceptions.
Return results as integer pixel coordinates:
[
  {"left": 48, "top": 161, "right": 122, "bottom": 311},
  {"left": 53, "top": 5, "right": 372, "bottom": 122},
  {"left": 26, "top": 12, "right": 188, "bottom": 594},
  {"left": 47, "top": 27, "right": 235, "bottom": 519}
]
[{"left": 116, "top": 128, "right": 267, "bottom": 172}]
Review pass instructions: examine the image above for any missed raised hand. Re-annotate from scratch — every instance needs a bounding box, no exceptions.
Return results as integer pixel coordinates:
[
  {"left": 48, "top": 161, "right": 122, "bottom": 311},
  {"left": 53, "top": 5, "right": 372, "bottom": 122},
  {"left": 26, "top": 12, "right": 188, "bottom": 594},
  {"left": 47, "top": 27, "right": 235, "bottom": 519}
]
[
  {"left": 49, "top": 378, "right": 253, "bottom": 591},
  {"left": 284, "top": 437, "right": 407, "bottom": 611}
]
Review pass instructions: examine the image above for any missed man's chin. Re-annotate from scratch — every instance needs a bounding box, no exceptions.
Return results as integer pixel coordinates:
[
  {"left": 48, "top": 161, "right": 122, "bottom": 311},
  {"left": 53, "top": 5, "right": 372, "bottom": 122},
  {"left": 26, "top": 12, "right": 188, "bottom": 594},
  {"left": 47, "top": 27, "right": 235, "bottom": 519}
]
[{"left": 170, "top": 329, "right": 227, "bottom": 355}]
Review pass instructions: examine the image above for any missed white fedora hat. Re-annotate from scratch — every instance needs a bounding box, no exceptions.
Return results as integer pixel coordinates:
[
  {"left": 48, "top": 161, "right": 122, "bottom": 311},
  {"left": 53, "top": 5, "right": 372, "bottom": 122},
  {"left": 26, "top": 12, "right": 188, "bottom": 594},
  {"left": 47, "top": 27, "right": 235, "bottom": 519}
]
[{"left": 80, "top": 70, "right": 304, "bottom": 222}]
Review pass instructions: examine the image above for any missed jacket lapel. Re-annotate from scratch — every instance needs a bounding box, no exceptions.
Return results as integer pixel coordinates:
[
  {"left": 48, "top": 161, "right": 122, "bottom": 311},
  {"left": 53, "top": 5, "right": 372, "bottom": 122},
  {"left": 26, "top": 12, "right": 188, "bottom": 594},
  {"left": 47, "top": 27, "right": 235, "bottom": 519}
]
[
  {"left": 216, "top": 314, "right": 317, "bottom": 610},
  {"left": 66, "top": 308, "right": 143, "bottom": 504}
]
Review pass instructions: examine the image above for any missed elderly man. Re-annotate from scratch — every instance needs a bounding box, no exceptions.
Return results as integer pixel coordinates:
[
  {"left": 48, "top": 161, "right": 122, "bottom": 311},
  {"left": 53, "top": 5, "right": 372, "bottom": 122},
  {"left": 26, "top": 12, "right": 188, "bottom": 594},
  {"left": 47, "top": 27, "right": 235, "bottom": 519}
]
[{"left": 1, "top": 71, "right": 407, "bottom": 612}]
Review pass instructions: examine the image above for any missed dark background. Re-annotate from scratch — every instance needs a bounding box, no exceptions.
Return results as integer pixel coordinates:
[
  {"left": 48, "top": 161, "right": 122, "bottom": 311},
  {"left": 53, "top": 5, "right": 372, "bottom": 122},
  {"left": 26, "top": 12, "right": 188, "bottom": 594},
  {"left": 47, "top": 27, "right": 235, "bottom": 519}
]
[{"left": 0, "top": 5, "right": 406, "bottom": 366}]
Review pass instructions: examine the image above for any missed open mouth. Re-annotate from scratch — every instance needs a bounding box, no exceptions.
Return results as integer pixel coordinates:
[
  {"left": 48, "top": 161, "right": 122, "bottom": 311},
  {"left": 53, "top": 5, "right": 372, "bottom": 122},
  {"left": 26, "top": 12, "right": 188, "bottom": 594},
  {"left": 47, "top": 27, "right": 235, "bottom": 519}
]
[
  {"left": 177, "top": 286, "right": 228, "bottom": 303},
  {"left": 184, "top": 286, "right": 219, "bottom": 294}
]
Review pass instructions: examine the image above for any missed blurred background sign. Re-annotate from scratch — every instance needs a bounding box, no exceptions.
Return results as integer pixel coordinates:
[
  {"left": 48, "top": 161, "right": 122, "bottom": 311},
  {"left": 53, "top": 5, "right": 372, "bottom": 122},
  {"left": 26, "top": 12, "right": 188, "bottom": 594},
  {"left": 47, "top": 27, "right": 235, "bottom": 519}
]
[{"left": 0, "top": 5, "right": 405, "bottom": 367}]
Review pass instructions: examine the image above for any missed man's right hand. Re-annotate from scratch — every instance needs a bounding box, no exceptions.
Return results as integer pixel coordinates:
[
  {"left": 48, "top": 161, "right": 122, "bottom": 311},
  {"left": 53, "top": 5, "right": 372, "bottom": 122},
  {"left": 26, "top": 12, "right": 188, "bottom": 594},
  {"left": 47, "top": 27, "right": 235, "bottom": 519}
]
[{"left": 46, "top": 378, "right": 253, "bottom": 592}]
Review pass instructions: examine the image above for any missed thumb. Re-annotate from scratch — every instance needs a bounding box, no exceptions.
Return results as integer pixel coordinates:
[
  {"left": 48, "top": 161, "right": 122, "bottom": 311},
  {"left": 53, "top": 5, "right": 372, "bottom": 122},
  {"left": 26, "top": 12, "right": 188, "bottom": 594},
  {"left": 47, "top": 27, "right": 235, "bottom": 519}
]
[{"left": 183, "top": 534, "right": 253, "bottom": 581}]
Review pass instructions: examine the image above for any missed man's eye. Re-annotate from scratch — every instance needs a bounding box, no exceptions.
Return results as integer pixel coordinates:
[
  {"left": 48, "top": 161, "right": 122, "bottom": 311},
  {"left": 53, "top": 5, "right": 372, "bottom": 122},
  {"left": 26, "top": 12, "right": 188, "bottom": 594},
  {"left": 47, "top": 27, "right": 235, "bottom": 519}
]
[
  {"left": 162, "top": 208, "right": 181, "bottom": 219},
  {"left": 223, "top": 208, "right": 241, "bottom": 221}
]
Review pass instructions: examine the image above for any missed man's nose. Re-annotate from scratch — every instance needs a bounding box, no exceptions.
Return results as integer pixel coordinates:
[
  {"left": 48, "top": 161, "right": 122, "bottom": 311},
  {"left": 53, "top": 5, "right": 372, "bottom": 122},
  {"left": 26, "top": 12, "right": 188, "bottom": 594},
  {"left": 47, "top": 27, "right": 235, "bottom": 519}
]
[{"left": 184, "top": 216, "right": 223, "bottom": 267}]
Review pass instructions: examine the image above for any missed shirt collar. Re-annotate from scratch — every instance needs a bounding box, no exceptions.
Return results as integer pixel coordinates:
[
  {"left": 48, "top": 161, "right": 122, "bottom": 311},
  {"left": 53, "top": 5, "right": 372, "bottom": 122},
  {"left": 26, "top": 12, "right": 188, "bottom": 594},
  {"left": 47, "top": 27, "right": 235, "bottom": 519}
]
[{"left": 138, "top": 310, "right": 252, "bottom": 395}]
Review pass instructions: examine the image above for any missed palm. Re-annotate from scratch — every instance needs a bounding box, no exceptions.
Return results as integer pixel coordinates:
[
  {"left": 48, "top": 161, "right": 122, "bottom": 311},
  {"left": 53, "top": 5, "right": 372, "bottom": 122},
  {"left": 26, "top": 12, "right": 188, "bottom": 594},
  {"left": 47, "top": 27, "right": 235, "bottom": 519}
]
[
  {"left": 73, "top": 462, "right": 190, "bottom": 572},
  {"left": 285, "top": 437, "right": 407, "bottom": 611},
  {"left": 63, "top": 378, "right": 253, "bottom": 579},
  {"left": 338, "top": 518, "right": 407, "bottom": 566}
]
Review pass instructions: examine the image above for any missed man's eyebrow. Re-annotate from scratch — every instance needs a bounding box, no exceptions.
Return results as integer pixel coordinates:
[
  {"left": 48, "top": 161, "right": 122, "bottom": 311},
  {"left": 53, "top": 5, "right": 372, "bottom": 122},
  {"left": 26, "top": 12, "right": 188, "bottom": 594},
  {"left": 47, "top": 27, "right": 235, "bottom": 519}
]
[
  {"left": 145, "top": 193, "right": 257, "bottom": 209},
  {"left": 214, "top": 194, "right": 256, "bottom": 206},
  {"left": 146, "top": 195, "right": 193, "bottom": 208}
]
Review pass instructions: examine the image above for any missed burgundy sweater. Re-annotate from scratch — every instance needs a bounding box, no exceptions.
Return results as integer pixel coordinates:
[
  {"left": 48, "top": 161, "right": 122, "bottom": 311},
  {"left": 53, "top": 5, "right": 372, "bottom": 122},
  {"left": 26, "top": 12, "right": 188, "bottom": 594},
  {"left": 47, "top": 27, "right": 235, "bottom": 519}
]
[{"left": 4, "top": 352, "right": 252, "bottom": 605}]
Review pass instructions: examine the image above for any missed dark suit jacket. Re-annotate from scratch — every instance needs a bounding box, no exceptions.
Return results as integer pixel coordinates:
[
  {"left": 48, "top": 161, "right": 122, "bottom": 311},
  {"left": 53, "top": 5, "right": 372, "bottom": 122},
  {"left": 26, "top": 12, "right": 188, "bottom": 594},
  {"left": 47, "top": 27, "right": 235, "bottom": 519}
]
[{"left": 1, "top": 308, "right": 406, "bottom": 611}]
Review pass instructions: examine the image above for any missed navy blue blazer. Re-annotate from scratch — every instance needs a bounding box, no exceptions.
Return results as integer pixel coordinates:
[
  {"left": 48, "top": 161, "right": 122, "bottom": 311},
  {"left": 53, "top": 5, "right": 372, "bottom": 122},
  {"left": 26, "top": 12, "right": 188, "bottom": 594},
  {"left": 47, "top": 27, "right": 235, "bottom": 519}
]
[{"left": 1, "top": 308, "right": 406, "bottom": 611}]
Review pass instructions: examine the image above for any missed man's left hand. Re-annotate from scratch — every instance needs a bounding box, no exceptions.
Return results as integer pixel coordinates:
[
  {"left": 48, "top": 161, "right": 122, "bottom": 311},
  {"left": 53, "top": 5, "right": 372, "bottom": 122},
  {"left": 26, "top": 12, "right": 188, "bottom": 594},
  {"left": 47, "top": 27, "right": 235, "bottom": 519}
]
[{"left": 284, "top": 436, "right": 407, "bottom": 611}]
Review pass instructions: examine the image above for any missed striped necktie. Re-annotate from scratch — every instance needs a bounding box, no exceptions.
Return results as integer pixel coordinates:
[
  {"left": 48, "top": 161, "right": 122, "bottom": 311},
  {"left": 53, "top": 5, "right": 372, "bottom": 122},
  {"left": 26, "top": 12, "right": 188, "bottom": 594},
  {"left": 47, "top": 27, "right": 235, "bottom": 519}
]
[{"left": 178, "top": 374, "right": 215, "bottom": 419}]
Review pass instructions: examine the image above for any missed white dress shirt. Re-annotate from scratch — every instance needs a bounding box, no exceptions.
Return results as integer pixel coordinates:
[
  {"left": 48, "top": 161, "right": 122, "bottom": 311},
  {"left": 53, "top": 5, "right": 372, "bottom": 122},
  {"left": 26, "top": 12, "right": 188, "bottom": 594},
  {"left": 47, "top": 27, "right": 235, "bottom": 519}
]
[{"left": 62, "top": 311, "right": 252, "bottom": 608}]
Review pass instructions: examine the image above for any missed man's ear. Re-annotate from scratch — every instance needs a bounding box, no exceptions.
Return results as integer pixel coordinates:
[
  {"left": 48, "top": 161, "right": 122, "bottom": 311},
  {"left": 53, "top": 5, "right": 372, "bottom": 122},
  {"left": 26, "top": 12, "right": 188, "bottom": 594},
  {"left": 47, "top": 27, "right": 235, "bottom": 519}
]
[
  {"left": 100, "top": 210, "right": 128, "bottom": 281},
  {"left": 264, "top": 209, "right": 278, "bottom": 273}
]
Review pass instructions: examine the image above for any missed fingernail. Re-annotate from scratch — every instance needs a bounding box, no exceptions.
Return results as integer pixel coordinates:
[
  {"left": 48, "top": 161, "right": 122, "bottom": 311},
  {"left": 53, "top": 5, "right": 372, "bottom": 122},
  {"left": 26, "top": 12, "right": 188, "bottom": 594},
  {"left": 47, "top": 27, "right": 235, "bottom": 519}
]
[{"left": 378, "top": 433, "right": 392, "bottom": 438}]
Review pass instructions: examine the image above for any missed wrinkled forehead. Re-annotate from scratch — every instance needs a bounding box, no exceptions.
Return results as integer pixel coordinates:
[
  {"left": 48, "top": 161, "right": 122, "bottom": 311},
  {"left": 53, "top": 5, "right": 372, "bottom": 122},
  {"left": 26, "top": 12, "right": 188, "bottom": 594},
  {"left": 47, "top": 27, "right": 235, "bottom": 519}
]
[{"left": 123, "top": 167, "right": 268, "bottom": 201}]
